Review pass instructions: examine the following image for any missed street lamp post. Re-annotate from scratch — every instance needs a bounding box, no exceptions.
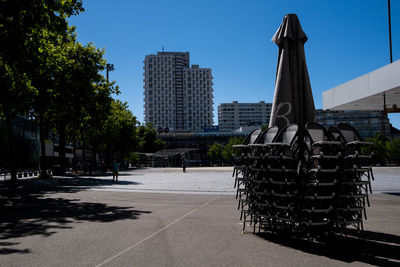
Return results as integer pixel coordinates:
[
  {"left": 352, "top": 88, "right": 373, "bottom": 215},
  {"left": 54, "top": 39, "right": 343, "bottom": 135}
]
[
  {"left": 106, "top": 63, "right": 115, "bottom": 82},
  {"left": 388, "top": 0, "right": 393, "bottom": 64},
  {"left": 382, "top": 0, "right": 393, "bottom": 143}
]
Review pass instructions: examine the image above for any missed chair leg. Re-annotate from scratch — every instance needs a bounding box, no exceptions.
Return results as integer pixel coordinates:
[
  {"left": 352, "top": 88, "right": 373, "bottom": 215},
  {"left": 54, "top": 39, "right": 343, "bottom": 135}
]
[
  {"left": 368, "top": 171, "right": 373, "bottom": 193},
  {"left": 242, "top": 213, "right": 247, "bottom": 232},
  {"left": 240, "top": 202, "right": 245, "bottom": 220}
]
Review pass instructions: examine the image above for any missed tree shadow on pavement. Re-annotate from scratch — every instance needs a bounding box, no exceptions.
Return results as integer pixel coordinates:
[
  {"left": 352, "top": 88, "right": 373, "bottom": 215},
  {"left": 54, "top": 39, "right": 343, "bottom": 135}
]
[
  {"left": 385, "top": 192, "right": 400, "bottom": 196},
  {"left": 256, "top": 229, "right": 400, "bottom": 266},
  {"left": 74, "top": 172, "right": 139, "bottom": 177},
  {"left": 0, "top": 177, "right": 150, "bottom": 255},
  {"left": 3, "top": 176, "right": 141, "bottom": 190},
  {"left": 0, "top": 242, "right": 30, "bottom": 255}
]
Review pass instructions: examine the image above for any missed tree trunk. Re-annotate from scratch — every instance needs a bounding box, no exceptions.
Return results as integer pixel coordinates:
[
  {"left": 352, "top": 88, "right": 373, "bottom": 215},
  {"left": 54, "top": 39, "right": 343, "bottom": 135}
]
[
  {"left": 4, "top": 108, "right": 17, "bottom": 182},
  {"left": 92, "top": 148, "right": 97, "bottom": 172},
  {"left": 39, "top": 115, "right": 49, "bottom": 178},
  {"left": 72, "top": 137, "right": 77, "bottom": 172},
  {"left": 80, "top": 128, "right": 85, "bottom": 171},
  {"left": 58, "top": 121, "right": 66, "bottom": 175}
]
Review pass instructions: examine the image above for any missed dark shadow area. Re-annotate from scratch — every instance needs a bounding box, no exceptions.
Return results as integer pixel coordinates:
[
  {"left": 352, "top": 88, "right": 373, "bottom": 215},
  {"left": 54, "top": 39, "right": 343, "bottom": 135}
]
[
  {"left": 0, "top": 176, "right": 141, "bottom": 195},
  {"left": 70, "top": 172, "right": 139, "bottom": 177},
  {"left": 0, "top": 178, "right": 150, "bottom": 255},
  {"left": 0, "top": 241, "right": 31, "bottom": 253},
  {"left": 47, "top": 176, "right": 140, "bottom": 186},
  {"left": 256, "top": 229, "right": 400, "bottom": 266},
  {"left": 68, "top": 167, "right": 146, "bottom": 178},
  {"left": 0, "top": 248, "right": 31, "bottom": 255},
  {"left": 385, "top": 192, "right": 400, "bottom": 196}
]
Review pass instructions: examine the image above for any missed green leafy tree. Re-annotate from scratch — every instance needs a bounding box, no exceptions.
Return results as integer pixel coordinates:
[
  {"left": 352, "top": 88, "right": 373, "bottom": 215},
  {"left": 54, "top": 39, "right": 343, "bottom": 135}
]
[
  {"left": 208, "top": 143, "right": 223, "bottom": 161},
  {"left": 137, "top": 125, "right": 165, "bottom": 153},
  {"left": 364, "top": 133, "right": 386, "bottom": 164},
  {"left": 386, "top": 138, "right": 400, "bottom": 163},
  {"left": 83, "top": 99, "right": 138, "bottom": 165},
  {"left": 222, "top": 137, "right": 245, "bottom": 162},
  {"left": 53, "top": 41, "right": 115, "bottom": 173},
  {"left": 0, "top": 0, "right": 83, "bottom": 180},
  {"left": 105, "top": 100, "right": 138, "bottom": 161}
]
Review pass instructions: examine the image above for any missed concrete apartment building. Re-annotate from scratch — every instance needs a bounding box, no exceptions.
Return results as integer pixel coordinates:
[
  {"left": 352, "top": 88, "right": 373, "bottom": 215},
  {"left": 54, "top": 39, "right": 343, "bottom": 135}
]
[
  {"left": 316, "top": 109, "right": 390, "bottom": 139},
  {"left": 217, "top": 101, "right": 389, "bottom": 138},
  {"left": 218, "top": 101, "right": 272, "bottom": 132},
  {"left": 143, "top": 51, "right": 214, "bottom": 132}
]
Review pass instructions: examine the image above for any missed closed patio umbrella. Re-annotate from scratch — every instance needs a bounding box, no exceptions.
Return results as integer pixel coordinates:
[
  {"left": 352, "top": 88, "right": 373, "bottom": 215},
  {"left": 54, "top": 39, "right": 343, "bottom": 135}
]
[{"left": 268, "top": 14, "right": 315, "bottom": 140}]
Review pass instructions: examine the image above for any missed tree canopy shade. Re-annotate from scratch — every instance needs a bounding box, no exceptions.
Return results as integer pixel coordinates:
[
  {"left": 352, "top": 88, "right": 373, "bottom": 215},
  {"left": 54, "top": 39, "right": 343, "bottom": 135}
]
[
  {"left": 137, "top": 125, "right": 165, "bottom": 153},
  {"left": 207, "top": 143, "right": 223, "bottom": 161},
  {"left": 51, "top": 41, "right": 116, "bottom": 174},
  {"left": 0, "top": 0, "right": 83, "bottom": 114},
  {"left": 87, "top": 100, "right": 138, "bottom": 162},
  {"left": 363, "top": 134, "right": 400, "bottom": 164},
  {"left": 222, "top": 137, "right": 245, "bottom": 161},
  {"left": 0, "top": 0, "right": 84, "bottom": 180},
  {"left": 1, "top": 0, "right": 164, "bottom": 178},
  {"left": 207, "top": 137, "right": 245, "bottom": 164}
]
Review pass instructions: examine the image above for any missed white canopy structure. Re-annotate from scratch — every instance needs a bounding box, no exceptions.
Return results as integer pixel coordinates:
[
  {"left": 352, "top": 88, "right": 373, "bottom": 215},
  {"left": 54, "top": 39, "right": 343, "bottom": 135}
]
[{"left": 323, "top": 60, "right": 400, "bottom": 112}]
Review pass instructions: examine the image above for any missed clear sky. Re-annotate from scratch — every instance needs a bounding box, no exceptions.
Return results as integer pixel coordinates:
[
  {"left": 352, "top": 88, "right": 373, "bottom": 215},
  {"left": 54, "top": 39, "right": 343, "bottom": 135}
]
[{"left": 68, "top": 0, "right": 400, "bottom": 128}]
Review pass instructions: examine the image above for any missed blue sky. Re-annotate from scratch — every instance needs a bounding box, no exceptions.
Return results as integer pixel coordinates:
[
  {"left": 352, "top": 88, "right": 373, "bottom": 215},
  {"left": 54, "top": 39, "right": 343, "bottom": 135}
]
[{"left": 68, "top": 0, "right": 400, "bottom": 127}]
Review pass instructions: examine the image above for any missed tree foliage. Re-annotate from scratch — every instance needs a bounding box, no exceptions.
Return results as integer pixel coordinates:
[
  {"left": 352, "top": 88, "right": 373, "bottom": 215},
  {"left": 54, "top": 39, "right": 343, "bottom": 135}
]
[
  {"left": 1, "top": 0, "right": 163, "bottom": 178},
  {"left": 386, "top": 138, "right": 400, "bottom": 161},
  {"left": 0, "top": 0, "right": 84, "bottom": 179},
  {"left": 137, "top": 125, "right": 165, "bottom": 153},
  {"left": 207, "top": 143, "right": 223, "bottom": 161},
  {"left": 222, "top": 137, "right": 245, "bottom": 161},
  {"left": 207, "top": 137, "right": 245, "bottom": 164},
  {"left": 98, "top": 100, "right": 138, "bottom": 161},
  {"left": 364, "top": 133, "right": 400, "bottom": 164}
]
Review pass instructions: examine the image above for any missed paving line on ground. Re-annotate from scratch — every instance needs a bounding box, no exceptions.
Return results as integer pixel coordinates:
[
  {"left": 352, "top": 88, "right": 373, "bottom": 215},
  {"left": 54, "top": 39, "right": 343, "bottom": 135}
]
[{"left": 95, "top": 195, "right": 220, "bottom": 267}]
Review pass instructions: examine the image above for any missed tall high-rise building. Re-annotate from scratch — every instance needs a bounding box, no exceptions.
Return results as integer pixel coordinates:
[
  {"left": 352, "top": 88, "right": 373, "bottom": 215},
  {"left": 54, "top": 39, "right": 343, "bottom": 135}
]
[
  {"left": 218, "top": 101, "right": 272, "bottom": 132},
  {"left": 143, "top": 51, "right": 214, "bottom": 132}
]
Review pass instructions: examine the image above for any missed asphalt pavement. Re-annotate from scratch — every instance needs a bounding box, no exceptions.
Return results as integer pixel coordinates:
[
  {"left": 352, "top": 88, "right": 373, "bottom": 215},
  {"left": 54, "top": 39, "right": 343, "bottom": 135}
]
[{"left": 0, "top": 167, "right": 399, "bottom": 266}]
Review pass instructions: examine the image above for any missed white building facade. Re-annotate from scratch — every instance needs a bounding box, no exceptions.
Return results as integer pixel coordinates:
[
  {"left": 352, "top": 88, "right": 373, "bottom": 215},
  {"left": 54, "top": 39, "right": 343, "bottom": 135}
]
[
  {"left": 143, "top": 52, "right": 213, "bottom": 132},
  {"left": 218, "top": 101, "right": 272, "bottom": 132}
]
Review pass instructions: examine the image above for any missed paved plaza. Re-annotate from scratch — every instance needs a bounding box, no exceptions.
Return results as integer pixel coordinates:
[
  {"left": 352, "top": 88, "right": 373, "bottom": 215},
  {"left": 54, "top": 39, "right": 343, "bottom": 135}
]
[{"left": 0, "top": 167, "right": 399, "bottom": 266}]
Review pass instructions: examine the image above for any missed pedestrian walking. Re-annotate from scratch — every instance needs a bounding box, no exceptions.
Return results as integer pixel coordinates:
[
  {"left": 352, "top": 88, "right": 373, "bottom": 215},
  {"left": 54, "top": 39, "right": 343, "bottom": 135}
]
[
  {"left": 112, "top": 160, "right": 120, "bottom": 182},
  {"left": 181, "top": 154, "right": 186, "bottom": 173}
]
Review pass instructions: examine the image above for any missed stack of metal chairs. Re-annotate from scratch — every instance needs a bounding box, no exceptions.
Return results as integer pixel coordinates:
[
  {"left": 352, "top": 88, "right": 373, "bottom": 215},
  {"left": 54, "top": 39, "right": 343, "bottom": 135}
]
[
  {"left": 233, "top": 128, "right": 262, "bottom": 204},
  {"left": 302, "top": 122, "right": 343, "bottom": 235},
  {"left": 329, "top": 123, "right": 374, "bottom": 232},
  {"left": 234, "top": 124, "right": 300, "bottom": 233},
  {"left": 233, "top": 122, "right": 374, "bottom": 237}
]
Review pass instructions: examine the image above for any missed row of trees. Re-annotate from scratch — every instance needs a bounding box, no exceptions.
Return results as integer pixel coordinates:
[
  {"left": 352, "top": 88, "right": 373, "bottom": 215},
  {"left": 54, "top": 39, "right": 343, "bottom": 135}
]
[
  {"left": 363, "top": 134, "right": 400, "bottom": 164},
  {"left": 0, "top": 0, "right": 163, "bottom": 181}
]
